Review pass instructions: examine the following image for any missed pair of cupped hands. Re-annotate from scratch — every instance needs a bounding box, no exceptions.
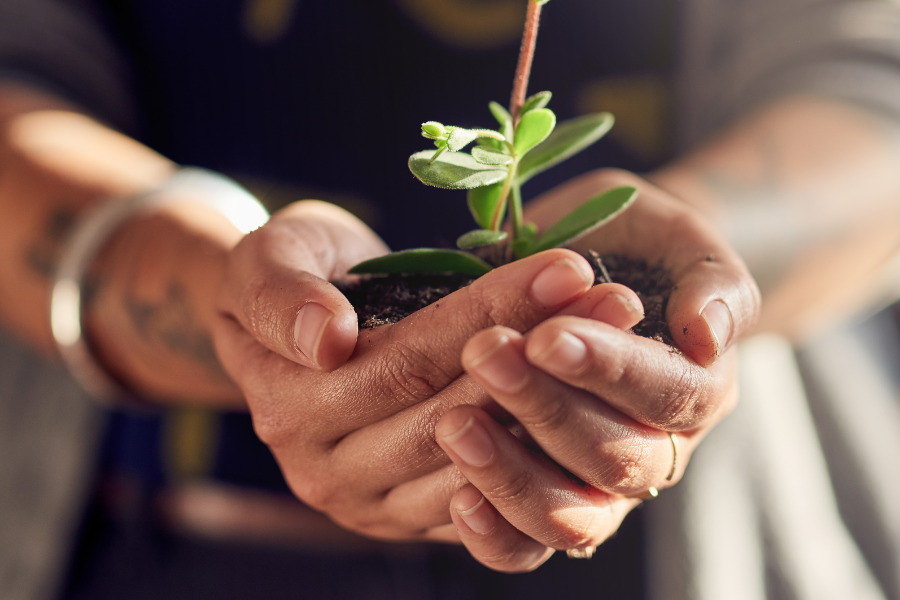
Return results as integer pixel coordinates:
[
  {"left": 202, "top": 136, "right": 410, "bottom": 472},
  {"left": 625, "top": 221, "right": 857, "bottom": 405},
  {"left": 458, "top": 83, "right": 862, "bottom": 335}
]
[{"left": 211, "top": 169, "right": 760, "bottom": 572}]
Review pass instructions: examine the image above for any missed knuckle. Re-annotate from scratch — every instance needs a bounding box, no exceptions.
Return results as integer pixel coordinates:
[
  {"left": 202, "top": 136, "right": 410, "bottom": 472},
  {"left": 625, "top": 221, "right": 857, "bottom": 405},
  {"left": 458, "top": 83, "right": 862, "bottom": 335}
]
[
  {"left": 413, "top": 404, "right": 459, "bottom": 463},
  {"left": 249, "top": 402, "right": 293, "bottom": 448},
  {"left": 377, "top": 341, "right": 454, "bottom": 406},
  {"left": 653, "top": 366, "right": 712, "bottom": 430},
  {"left": 247, "top": 385, "right": 306, "bottom": 448},
  {"left": 551, "top": 520, "right": 594, "bottom": 551},
  {"left": 591, "top": 438, "right": 650, "bottom": 494},
  {"left": 518, "top": 392, "right": 572, "bottom": 434},
  {"left": 288, "top": 475, "right": 340, "bottom": 511},
  {"left": 486, "top": 468, "right": 534, "bottom": 506},
  {"left": 465, "top": 276, "right": 530, "bottom": 331},
  {"left": 240, "top": 275, "right": 281, "bottom": 343},
  {"left": 587, "top": 344, "right": 629, "bottom": 389}
]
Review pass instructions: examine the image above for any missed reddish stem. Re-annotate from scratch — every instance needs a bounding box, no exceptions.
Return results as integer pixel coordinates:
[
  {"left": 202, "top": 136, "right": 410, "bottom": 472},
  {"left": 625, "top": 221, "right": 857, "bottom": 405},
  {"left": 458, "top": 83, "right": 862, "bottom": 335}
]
[{"left": 509, "top": 1, "right": 543, "bottom": 128}]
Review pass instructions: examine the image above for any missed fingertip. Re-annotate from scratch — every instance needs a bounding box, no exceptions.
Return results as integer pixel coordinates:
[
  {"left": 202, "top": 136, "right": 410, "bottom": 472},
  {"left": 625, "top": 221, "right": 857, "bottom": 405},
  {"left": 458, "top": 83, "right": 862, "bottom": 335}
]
[
  {"left": 451, "top": 485, "right": 497, "bottom": 536},
  {"left": 672, "top": 298, "right": 734, "bottom": 368},
  {"left": 460, "top": 327, "right": 524, "bottom": 371},
  {"left": 587, "top": 284, "right": 644, "bottom": 330},
  {"left": 701, "top": 299, "right": 734, "bottom": 356},
  {"left": 309, "top": 304, "right": 359, "bottom": 371},
  {"left": 529, "top": 252, "right": 595, "bottom": 308},
  {"left": 666, "top": 250, "right": 761, "bottom": 367},
  {"left": 450, "top": 484, "right": 553, "bottom": 573}
]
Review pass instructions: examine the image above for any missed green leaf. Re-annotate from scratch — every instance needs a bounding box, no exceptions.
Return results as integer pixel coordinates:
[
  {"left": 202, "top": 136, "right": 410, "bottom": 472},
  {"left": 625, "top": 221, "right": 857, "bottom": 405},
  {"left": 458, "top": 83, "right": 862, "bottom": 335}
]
[
  {"left": 521, "top": 91, "right": 552, "bottom": 114},
  {"left": 457, "top": 229, "right": 508, "bottom": 249},
  {"left": 348, "top": 249, "right": 493, "bottom": 276},
  {"left": 421, "top": 121, "right": 447, "bottom": 139},
  {"left": 524, "top": 186, "right": 637, "bottom": 255},
  {"left": 514, "top": 108, "right": 556, "bottom": 157},
  {"left": 410, "top": 151, "right": 508, "bottom": 189},
  {"left": 489, "top": 101, "right": 514, "bottom": 141},
  {"left": 447, "top": 127, "right": 480, "bottom": 151},
  {"left": 467, "top": 182, "right": 505, "bottom": 229},
  {"left": 516, "top": 112, "right": 614, "bottom": 185},
  {"left": 478, "top": 138, "right": 503, "bottom": 152},
  {"left": 472, "top": 146, "right": 513, "bottom": 166}
]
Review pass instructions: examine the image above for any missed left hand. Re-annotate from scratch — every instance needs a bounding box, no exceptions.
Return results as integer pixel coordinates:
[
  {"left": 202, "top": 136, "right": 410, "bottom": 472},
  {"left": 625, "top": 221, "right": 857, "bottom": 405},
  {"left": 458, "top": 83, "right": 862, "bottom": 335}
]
[{"left": 434, "top": 169, "right": 761, "bottom": 572}]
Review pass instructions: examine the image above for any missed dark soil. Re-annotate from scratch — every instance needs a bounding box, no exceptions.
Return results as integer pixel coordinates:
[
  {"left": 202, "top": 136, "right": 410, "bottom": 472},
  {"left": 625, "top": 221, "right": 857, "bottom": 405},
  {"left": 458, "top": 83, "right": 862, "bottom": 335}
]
[{"left": 337, "top": 252, "right": 675, "bottom": 346}]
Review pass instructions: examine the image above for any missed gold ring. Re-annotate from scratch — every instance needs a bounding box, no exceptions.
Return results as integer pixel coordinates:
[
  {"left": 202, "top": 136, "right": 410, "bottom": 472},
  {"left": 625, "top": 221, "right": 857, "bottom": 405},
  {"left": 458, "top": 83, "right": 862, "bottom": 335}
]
[
  {"left": 625, "top": 486, "right": 659, "bottom": 500},
  {"left": 666, "top": 433, "right": 679, "bottom": 481},
  {"left": 565, "top": 546, "right": 596, "bottom": 559}
]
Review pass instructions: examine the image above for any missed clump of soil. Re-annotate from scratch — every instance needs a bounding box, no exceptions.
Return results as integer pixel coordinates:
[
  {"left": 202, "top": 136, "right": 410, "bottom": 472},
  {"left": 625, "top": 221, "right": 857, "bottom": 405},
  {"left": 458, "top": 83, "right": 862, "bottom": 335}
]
[
  {"left": 337, "top": 252, "right": 675, "bottom": 346},
  {"left": 338, "top": 273, "right": 475, "bottom": 329}
]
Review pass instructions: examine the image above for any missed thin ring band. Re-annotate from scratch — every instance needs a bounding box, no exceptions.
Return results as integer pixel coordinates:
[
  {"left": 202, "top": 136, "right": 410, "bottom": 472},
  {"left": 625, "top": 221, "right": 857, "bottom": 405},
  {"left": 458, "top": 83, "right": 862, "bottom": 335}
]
[{"left": 666, "top": 432, "right": 679, "bottom": 481}]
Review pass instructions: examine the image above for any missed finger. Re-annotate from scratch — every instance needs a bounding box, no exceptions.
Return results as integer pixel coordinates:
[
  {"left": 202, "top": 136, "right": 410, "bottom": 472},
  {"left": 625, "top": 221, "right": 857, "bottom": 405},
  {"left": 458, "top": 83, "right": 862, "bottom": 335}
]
[
  {"left": 520, "top": 316, "right": 737, "bottom": 431},
  {"left": 326, "top": 249, "right": 595, "bottom": 429},
  {"left": 323, "top": 463, "right": 466, "bottom": 538},
  {"left": 462, "top": 327, "right": 686, "bottom": 494},
  {"left": 554, "top": 282, "right": 644, "bottom": 330},
  {"left": 435, "top": 406, "right": 641, "bottom": 550},
  {"left": 325, "top": 286, "right": 644, "bottom": 493},
  {"left": 219, "top": 200, "right": 387, "bottom": 371},
  {"left": 377, "top": 464, "right": 468, "bottom": 533},
  {"left": 449, "top": 484, "right": 554, "bottom": 573}
]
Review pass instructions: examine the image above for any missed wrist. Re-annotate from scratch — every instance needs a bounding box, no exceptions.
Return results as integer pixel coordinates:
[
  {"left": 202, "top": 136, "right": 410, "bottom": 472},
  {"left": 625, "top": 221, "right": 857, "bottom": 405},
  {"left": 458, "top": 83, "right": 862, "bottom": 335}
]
[{"left": 52, "top": 168, "right": 269, "bottom": 406}]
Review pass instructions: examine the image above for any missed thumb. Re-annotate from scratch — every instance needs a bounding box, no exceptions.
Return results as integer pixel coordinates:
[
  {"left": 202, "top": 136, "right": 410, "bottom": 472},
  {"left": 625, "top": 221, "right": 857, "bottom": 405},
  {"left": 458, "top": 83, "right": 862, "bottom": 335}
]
[
  {"left": 668, "top": 253, "right": 761, "bottom": 367},
  {"left": 219, "top": 200, "right": 388, "bottom": 371}
]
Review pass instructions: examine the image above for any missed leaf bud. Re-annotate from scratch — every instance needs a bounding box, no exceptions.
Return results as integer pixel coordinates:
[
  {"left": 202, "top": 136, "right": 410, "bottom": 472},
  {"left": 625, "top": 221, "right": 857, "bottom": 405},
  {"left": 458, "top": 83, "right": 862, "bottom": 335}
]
[{"left": 421, "top": 121, "right": 447, "bottom": 139}]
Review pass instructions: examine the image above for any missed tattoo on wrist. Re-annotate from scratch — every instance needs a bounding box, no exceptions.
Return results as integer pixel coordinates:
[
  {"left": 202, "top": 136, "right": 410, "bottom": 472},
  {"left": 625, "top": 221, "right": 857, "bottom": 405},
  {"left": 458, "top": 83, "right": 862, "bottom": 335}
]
[{"left": 124, "top": 282, "right": 229, "bottom": 381}]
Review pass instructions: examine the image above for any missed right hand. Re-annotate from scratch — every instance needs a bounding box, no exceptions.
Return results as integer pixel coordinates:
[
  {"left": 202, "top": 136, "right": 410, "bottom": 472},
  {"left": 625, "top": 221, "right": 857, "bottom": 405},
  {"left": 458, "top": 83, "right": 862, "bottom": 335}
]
[{"left": 212, "top": 200, "right": 606, "bottom": 541}]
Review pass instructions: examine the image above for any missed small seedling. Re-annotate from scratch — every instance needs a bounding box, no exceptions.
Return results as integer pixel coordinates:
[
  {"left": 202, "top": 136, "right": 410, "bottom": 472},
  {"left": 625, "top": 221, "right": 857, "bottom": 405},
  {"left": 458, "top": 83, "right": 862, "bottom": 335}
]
[{"left": 350, "top": 0, "right": 637, "bottom": 277}]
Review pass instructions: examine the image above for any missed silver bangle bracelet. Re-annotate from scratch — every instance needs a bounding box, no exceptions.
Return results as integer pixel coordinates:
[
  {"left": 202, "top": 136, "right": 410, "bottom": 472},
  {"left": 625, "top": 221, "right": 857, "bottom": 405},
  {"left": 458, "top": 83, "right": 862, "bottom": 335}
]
[{"left": 50, "top": 167, "right": 270, "bottom": 402}]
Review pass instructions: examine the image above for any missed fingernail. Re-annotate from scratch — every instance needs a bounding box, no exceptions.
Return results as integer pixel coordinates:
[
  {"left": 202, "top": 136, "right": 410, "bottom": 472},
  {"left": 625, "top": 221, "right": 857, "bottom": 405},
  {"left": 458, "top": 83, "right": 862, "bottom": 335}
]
[
  {"left": 457, "top": 496, "right": 495, "bottom": 535},
  {"left": 441, "top": 417, "right": 494, "bottom": 467},
  {"left": 589, "top": 292, "right": 644, "bottom": 325},
  {"left": 532, "top": 331, "right": 588, "bottom": 374},
  {"left": 467, "top": 336, "right": 529, "bottom": 392},
  {"left": 701, "top": 299, "right": 733, "bottom": 357},
  {"left": 531, "top": 258, "right": 594, "bottom": 308},
  {"left": 294, "top": 302, "right": 333, "bottom": 366}
]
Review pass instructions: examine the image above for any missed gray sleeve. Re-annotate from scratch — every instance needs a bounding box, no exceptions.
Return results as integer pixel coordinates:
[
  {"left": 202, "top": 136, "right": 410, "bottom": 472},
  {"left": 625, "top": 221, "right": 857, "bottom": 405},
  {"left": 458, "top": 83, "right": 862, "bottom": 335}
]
[
  {"left": 676, "top": 0, "right": 900, "bottom": 148},
  {"left": 0, "top": 0, "right": 136, "bottom": 130}
]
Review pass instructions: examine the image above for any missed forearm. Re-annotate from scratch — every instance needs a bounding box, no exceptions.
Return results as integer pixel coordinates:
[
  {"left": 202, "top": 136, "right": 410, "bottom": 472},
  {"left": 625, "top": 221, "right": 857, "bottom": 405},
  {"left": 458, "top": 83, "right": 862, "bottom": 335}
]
[
  {"left": 0, "top": 85, "right": 244, "bottom": 405},
  {"left": 651, "top": 96, "right": 900, "bottom": 340}
]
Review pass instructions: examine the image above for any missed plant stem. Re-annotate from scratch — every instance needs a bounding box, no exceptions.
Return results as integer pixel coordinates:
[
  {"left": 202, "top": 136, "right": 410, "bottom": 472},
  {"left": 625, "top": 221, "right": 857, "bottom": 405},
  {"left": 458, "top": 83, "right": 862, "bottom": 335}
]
[
  {"left": 489, "top": 160, "right": 518, "bottom": 231},
  {"left": 509, "top": 0, "right": 543, "bottom": 128},
  {"left": 506, "top": 182, "right": 524, "bottom": 262},
  {"left": 510, "top": 182, "right": 523, "bottom": 238}
]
